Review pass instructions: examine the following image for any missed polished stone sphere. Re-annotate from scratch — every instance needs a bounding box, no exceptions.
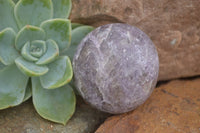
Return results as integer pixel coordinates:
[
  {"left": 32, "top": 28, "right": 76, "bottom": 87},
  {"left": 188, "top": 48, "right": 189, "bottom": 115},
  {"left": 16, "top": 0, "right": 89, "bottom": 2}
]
[{"left": 73, "top": 23, "right": 159, "bottom": 114}]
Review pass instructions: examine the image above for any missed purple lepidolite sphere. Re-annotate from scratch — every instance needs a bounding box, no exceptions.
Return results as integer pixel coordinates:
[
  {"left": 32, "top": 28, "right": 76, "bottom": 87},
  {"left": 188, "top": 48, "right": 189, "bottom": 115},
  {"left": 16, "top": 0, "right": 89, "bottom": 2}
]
[{"left": 73, "top": 23, "right": 159, "bottom": 114}]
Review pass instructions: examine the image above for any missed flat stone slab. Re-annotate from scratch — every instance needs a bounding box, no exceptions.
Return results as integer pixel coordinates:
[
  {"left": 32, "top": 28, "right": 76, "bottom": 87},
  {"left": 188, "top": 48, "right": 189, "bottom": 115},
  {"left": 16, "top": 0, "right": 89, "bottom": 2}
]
[
  {"left": 0, "top": 96, "right": 109, "bottom": 133},
  {"left": 71, "top": 0, "right": 200, "bottom": 81},
  {"left": 96, "top": 77, "right": 200, "bottom": 133}
]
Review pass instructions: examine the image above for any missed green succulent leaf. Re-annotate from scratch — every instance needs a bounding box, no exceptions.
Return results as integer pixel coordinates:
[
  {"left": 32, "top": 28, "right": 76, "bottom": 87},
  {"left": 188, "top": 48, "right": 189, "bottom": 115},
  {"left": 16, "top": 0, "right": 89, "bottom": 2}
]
[
  {"left": 52, "top": 0, "right": 72, "bottom": 18},
  {"left": 0, "top": 0, "right": 18, "bottom": 32},
  {"left": 14, "top": 0, "right": 53, "bottom": 28},
  {"left": 15, "top": 57, "right": 49, "bottom": 77},
  {"left": 23, "top": 79, "right": 32, "bottom": 102},
  {"left": 71, "top": 23, "right": 83, "bottom": 30},
  {"left": 21, "top": 42, "right": 38, "bottom": 62},
  {"left": 32, "top": 77, "right": 76, "bottom": 125},
  {"left": 0, "top": 62, "right": 6, "bottom": 71},
  {"left": 12, "top": 0, "right": 19, "bottom": 4},
  {"left": 30, "top": 40, "right": 46, "bottom": 58},
  {"left": 62, "top": 26, "right": 94, "bottom": 60},
  {"left": 15, "top": 25, "right": 45, "bottom": 50},
  {"left": 0, "top": 28, "right": 20, "bottom": 65},
  {"left": 62, "top": 25, "right": 94, "bottom": 95},
  {"left": 40, "top": 19, "right": 71, "bottom": 51},
  {"left": 0, "top": 64, "right": 28, "bottom": 109},
  {"left": 40, "top": 56, "right": 73, "bottom": 89},
  {"left": 36, "top": 39, "right": 59, "bottom": 65}
]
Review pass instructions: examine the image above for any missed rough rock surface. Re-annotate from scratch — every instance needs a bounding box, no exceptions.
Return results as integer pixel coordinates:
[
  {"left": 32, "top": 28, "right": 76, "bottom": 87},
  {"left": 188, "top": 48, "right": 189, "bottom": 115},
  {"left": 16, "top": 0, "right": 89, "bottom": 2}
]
[
  {"left": 95, "top": 77, "right": 200, "bottom": 133},
  {"left": 70, "top": 0, "right": 200, "bottom": 80},
  {"left": 0, "top": 96, "right": 109, "bottom": 133},
  {"left": 73, "top": 23, "right": 159, "bottom": 114}
]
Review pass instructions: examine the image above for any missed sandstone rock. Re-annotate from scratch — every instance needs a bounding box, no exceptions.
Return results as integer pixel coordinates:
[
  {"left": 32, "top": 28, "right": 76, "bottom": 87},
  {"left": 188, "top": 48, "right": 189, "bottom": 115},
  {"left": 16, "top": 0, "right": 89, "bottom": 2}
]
[
  {"left": 73, "top": 23, "right": 159, "bottom": 114},
  {"left": 0, "top": 96, "right": 109, "bottom": 133},
  {"left": 70, "top": 0, "right": 200, "bottom": 80},
  {"left": 95, "top": 78, "right": 200, "bottom": 133}
]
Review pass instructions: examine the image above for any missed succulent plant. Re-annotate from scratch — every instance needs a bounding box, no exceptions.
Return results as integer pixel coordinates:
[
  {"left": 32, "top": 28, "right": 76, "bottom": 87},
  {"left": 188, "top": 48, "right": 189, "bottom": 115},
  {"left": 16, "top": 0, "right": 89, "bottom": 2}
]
[{"left": 0, "top": 0, "right": 93, "bottom": 124}]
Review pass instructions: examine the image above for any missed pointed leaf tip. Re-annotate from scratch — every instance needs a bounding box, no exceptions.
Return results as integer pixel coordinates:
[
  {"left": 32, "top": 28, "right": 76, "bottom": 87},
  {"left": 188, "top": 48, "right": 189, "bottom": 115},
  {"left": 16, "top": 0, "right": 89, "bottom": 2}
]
[{"left": 32, "top": 77, "right": 76, "bottom": 124}]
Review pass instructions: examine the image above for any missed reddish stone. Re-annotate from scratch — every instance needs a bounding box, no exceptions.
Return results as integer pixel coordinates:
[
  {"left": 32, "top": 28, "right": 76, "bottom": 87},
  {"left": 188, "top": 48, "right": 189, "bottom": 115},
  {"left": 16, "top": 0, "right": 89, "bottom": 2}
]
[
  {"left": 70, "top": 0, "right": 200, "bottom": 80},
  {"left": 95, "top": 78, "right": 200, "bottom": 133}
]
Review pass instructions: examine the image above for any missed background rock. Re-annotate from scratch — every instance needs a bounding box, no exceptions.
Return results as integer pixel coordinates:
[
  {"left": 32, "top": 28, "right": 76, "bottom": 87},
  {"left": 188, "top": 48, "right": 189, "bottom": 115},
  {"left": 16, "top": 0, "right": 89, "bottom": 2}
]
[
  {"left": 70, "top": 0, "right": 200, "bottom": 81},
  {"left": 0, "top": 96, "right": 109, "bottom": 133},
  {"left": 95, "top": 77, "right": 200, "bottom": 133}
]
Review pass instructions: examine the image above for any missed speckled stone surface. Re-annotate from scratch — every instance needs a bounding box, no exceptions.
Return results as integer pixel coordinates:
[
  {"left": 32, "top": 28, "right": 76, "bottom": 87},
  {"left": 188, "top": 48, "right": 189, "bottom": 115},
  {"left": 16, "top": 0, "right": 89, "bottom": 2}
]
[{"left": 73, "top": 23, "right": 159, "bottom": 114}]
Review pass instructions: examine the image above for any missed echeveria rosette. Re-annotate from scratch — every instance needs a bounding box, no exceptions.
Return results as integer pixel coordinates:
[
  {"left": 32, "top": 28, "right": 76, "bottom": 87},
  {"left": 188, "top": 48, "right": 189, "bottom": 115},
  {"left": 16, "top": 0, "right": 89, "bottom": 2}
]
[{"left": 0, "top": 0, "right": 81, "bottom": 125}]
